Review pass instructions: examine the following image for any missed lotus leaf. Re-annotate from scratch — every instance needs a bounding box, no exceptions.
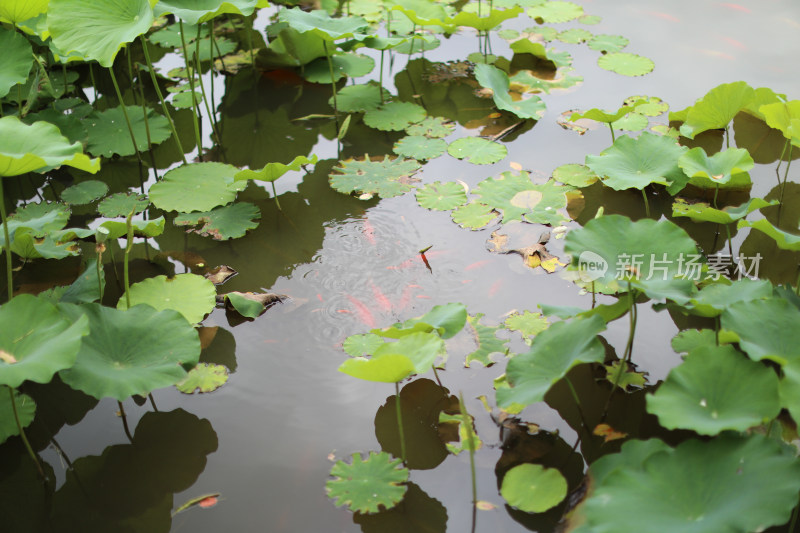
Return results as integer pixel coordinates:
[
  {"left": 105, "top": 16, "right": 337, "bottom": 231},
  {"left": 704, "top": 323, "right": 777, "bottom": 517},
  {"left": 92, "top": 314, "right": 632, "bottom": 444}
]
[
  {"left": 678, "top": 147, "right": 754, "bottom": 188},
  {"left": 329, "top": 156, "right": 421, "bottom": 199},
  {"left": 474, "top": 64, "right": 547, "bottom": 120},
  {"left": 647, "top": 345, "right": 780, "bottom": 434},
  {"left": 377, "top": 303, "right": 468, "bottom": 340},
  {"left": 0, "top": 27, "right": 32, "bottom": 100},
  {"left": 0, "top": 116, "right": 100, "bottom": 176},
  {"left": 501, "top": 463, "right": 567, "bottom": 513},
  {"left": 447, "top": 137, "right": 507, "bottom": 165},
  {"left": 0, "top": 202, "right": 70, "bottom": 247},
  {"left": 465, "top": 313, "right": 509, "bottom": 367},
  {"left": 569, "top": 106, "right": 635, "bottom": 124},
  {"left": 0, "top": 0, "right": 48, "bottom": 23},
  {"left": 759, "top": 100, "right": 800, "bottom": 140},
  {"left": 393, "top": 35, "right": 441, "bottom": 55},
  {"left": 571, "top": 435, "right": 800, "bottom": 533},
  {"left": 47, "top": 0, "right": 154, "bottom": 68},
  {"left": 563, "top": 215, "right": 701, "bottom": 302},
  {"left": 234, "top": 154, "right": 317, "bottom": 183},
  {"left": 60, "top": 180, "right": 108, "bottom": 205},
  {"left": 303, "top": 53, "right": 375, "bottom": 83},
  {"left": 150, "top": 162, "right": 245, "bottom": 212},
  {"left": 403, "top": 117, "right": 454, "bottom": 139},
  {"left": 678, "top": 81, "right": 755, "bottom": 139},
  {"left": 0, "top": 386, "right": 35, "bottom": 444},
  {"left": 778, "top": 361, "right": 800, "bottom": 423},
  {"left": 527, "top": 1, "right": 583, "bottom": 23},
  {"left": 587, "top": 34, "right": 628, "bottom": 53},
  {"left": 55, "top": 258, "right": 105, "bottom": 305},
  {"left": 683, "top": 278, "right": 773, "bottom": 317},
  {"left": 738, "top": 219, "right": 800, "bottom": 251},
  {"left": 451, "top": 201, "right": 497, "bottom": 229},
  {"left": 277, "top": 8, "right": 369, "bottom": 42},
  {"left": 58, "top": 303, "right": 201, "bottom": 401},
  {"left": 97, "top": 192, "right": 149, "bottom": 218},
  {"left": 474, "top": 172, "right": 570, "bottom": 225},
  {"left": 672, "top": 198, "right": 775, "bottom": 224},
  {"left": 338, "top": 353, "right": 417, "bottom": 383},
  {"left": 392, "top": 5, "right": 522, "bottom": 33},
  {"left": 610, "top": 112, "right": 648, "bottom": 132},
  {"left": 331, "top": 83, "right": 389, "bottom": 113},
  {"left": 343, "top": 333, "right": 384, "bottom": 357},
  {"left": 504, "top": 310, "right": 549, "bottom": 341},
  {"left": 0, "top": 294, "right": 89, "bottom": 388},
  {"left": 225, "top": 292, "right": 265, "bottom": 318},
  {"left": 557, "top": 28, "right": 592, "bottom": 44},
  {"left": 449, "top": 8, "right": 524, "bottom": 31},
  {"left": 721, "top": 299, "right": 800, "bottom": 366},
  {"left": 553, "top": 163, "right": 599, "bottom": 187},
  {"left": 586, "top": 132, "right": 689, "bottom": 194},
  {"left": 497, "top": 315, "right": 606, "bottom": 409},
  {"left": 624, "top": 95, "right": 668, "bottom": 116},
  {"left": 597, "top": 52, "right": 654, "bottom": 77},
  {"left": 416, "top": 181, "right": 467, "bottom": 211},
  {"left": 326, "top": 452, "right": 408, "bottom": 514},
  {"left": 154, "top": 0, "right": 268, "bottom": 24},
  {"left": 85, "top": 106, "right": 172, "bottom": 158},
  {"left": 149, "top": 22, "right": 209, "bottom": 48},
  {"left": 176, "top": 363, "right": 229, "bottom": 394},
  {"left": 671, "top": 329, "right": 717, "bottom": 353},
  {"left": 372, "top": 332, "right": 445, "bottom": 375},
  {"left": 117, "top": 273, "right": 216, "bottom": 325},
  {"left": 393, "top": 136, "right": 447, "bottom": 160},
  {"left": 363, "top": 102, "right": 426, "bottom": 131},
  {"left": 174, "top": 202, "right": 260, "bottom": 240},
  {"left": 604, "top": 360, "right": 646, "bottom": 391},
  {"left": 439, "top": 411, "right": 482, "bottom": 455}
]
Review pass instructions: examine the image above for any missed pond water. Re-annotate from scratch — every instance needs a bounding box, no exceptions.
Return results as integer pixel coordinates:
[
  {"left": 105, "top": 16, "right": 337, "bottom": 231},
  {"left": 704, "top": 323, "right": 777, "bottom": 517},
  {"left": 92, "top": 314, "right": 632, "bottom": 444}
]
[{"left": 2, "top": 1, "right": 800, "bottom": 532}]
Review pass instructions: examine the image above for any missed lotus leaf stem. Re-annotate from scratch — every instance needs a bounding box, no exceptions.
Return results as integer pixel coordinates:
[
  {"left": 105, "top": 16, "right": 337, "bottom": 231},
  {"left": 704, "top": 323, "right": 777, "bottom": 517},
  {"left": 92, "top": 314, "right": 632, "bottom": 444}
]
[
  {"left": 458, "top": 393, "right": 478, "bottom": 533},
  {"left": 271, "top": 182, "right": 282, "bottom": 210},
  {"left": 608, "top": 123, "right": 616, "bottom": 142},
  {"left": 195, "top": 25, "right": 222, "bottom": 150},
  {"left": 178, "top": 21, "right": 204, "bottom": 155},
  {"left": 379, "top": 50, "right": 385, "bottom": 104},
  {"left": 108, "top": 67, "right": 142, "bottom": 161},
  {"left": 0, "top": 181, "right": 12, "bottom": 300},
  {"left": 432, "top": 365, "right": 444, "bottom": 388},
  {"left": 123, "top": 209, "right": 135, "bottom": 309},
  {"left": 149, "top": 393, "right": 159, "bottom": 412},
  {"left": 641, "top": 188, "right": 650, "bottom": 218},
  {"left": 118, "top": 401, "right": 134, "bottom": 443},
  {"left": 394, "top": 382, "right": 406, "bottom": 464},
  {"left": 323, "top": 41, "right": 341, "bottom": 156},
  {"left": 128, "top": 50, "right": 159, "bottom": 181},
  {"left": 776, "top": 138, "right": 789, "bottom": 177},
  {"left": 139, "top": 36, "right": 187, "bottom": 164},
  {"left": 245, "top": 14, "right": 257, "bottom": 71},
  {"left": 789, "top": 497, "right": 800, "bottom": 533},
  {"left": 88, "top": 63, "right": 97, "bottom": 103},
  {"left": 9, "top": 387, "right": 45, "bottom": 480},
  {"left": 564, "top": 376, "right": 589, "bottom": 430}
]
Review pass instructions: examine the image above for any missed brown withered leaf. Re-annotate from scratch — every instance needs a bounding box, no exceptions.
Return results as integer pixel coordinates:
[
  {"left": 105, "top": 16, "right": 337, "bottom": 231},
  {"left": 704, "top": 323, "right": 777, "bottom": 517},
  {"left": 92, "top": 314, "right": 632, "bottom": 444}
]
[
  {"left": 593, "top": 423, "right": 628, "bottom": 443},
  {"left": 204, "top": 265, "right": 238, "bottom": 285},
  {"left": 486, "top": 223, "right": 565, "bottom": 273},
  {"left": 216, "top": 291, "right": 287, "bottom": 310}
]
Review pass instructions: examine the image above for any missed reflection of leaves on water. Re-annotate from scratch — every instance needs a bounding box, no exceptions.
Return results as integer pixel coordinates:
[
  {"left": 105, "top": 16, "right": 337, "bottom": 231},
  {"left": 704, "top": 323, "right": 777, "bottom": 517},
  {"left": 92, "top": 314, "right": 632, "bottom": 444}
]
[{"left": 353, "top": 482, "right": 447, "bottom": 533}]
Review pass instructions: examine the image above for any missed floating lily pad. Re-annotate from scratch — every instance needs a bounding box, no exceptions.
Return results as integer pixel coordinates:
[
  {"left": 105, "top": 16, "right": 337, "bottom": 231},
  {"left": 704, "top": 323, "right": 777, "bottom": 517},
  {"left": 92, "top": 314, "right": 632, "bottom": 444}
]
[
  {"left": 0, "top": 202, "right": 70, "bottom": 248},
  {"left": 578, "top": 14, "right": 601, "bottom": 24},
  {"left": 382, "top": 303, "right": 468, "bottom": 340},
  {"left": 553, "top": 163, "right": 599, "bottom": 187},
  {"left": 672, "top": 198, "right": 776, "bottom": 224},
  {"left": 527, "top": 1, "right": 583, "bottom": 23},
  {"left": 501, "top": 463, "right": 567, "bottom": 513},
  {"left": 304, "top": 53, "right": 375, "bottom": 83},
  {"left": 497, "top": 315, "right": 606, "bottom": 409},
  {"left": 329, "top": 156, "right": 421, "bottom": 199},
  {"left": 85, "top": 106, "right": 171, "bottom": 158},
  {"left": 465, "top": 313, "right": 509, "bottom": 367},
  {"left": 332, "top": 83, "right": 390, "bottom": 113},
  {"left": 678, "top": 147, "right": 754, "bottom": 188},
  {"left": 326, "top": 452, "right": 409, "bottom": 514},
  {"left": 0, "top": 294, "right": 89, "bottom": 389},
  {"left": 393, "top": 34, "right": 440, "bottom": 54},
  {"left": 448, "top": 137, "right": 507, "bottom": 165},
  {"left": 647, "top": 344, "right": 780, "bottom": 435},
  {"left": 0, "top": 386, "right": 35, "bottom": 444},
  {"left": 504, "top": 310, "right": 549, "bottom": 341},
  {"left": 393, "top": 135, "right": 447, "bottom": 160},
  {"left": 118, "top": 273, "right": 217, "bottom": 325},
  {"left": 363, "top": 102, "right": 427, "bottom": 131},
  {"left": 174, "top": 202, "right": 260, "bottom": 240},
  {"left": 586, "top": 132, "right": 689, "bottom": 194},
  {"left": 176, "top": 363, "right": 229, "bottom": 394},
  {"left": 0, "top": 27, "right": 32, "bottom": 100},
  {"left": 97, "top": 192, "right": 149, "bottom": 218},
  {"left": 610, "top": 112, "right": 648, "bottom": 132},
  {"left": 416, "top": 181, "right": 468, "bottom": 211},
  {"left": 451, "top": 201, "right": 497, "bottom": 230},
  {"left": 721, "top": 299, "right": 800, "bottom": 366},
  {"left": 474, "top": 172, "right": 570, "bottom": 225},
  {"left": 150, "top": 162, "right": 245, "bottom": 212},
  {"left": 677, "top": 81, "right": 755, "bottom": 139},
  {"left": 343, "top": 333, "right": 384, "bottom": 357},
  {"left": 474, "top": 64, "right": 547, "bottom": 120},
  {"left": 405, "top": 116, "right": 455, "bottom": 138},
  {"left": 58, "top": 303, "right": 201, "bottom": 401},
  {"left": 154, "top": 0, "right": 267, "bottom": 24},
  {"left": 624, "top": 95, "right": 668, "bottom": 116},
  {"left": 587, "top": 34, "right": 628, "bottom": 53},
  {"left": 597, "top": 53, "right": 654, "bottom": 77},
  {"left": 60, "top": 180, "right": 108, "bottom": 205},
  {"left": 557, "top": 28, "right": 592, "bottom": 44}
]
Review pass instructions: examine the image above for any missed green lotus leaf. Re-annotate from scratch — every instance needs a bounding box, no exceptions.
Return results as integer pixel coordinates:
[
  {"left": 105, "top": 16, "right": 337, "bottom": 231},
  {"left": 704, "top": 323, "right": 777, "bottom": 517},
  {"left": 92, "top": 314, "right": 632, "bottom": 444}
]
[
  {"left": 610, "top": 112, "right": 648, "bottom": 132},
  {"left": 405, "top": 116, "right": 455, "bottom": 138},
  {"left": 47, "top": 0, "right": 155, "bottom": 68},
  {"left": 678, "top": 81, "right": 756, "bottom": 139},
  {"left": 154, "top": 0, "right": 267, "bottom": 24},
  {"left": 117, "top": 273, "right": 216, "bottom": 325},
  {"left": 331, "top": 83, "right": 389, "bottom": 113},
  {"left": 372, "top": 332, "right": 444, "bottom": 375},
  {"left": 150, "top": 162, "right": 245, "bottom": 212},
  {"left": 343, "top": 333, "right": 384, "bottom": 357},
  {"left": 363, "top": 102, "right": 427, "bottom": 132},
  {"left": 174, "top": 202, "right": 260, "bottom": 240},
  {"left": 474, "top": 171, "right": 570, "bottom": 225},
  {"left": 329, "top": 156, "right": 421, "bottom": 199},
  {"left": 393, "top": 136, "right": 447, "bottom": 160},
  {"left": 176, "top": 363, "right": 229, "bottom": 394},
  {"left": 778, "top": 361, "right": 800, "bottom": 423},
  {"left": 553, "top": 163, "right": 599, "bottom": 187},
  {"left": 351, "top": 35, "right": 409, "bottom": 51},
  {"left": 0, "top": 386, "right": 35, "bottom": 444},
  {"left": 234, "top": 154, "right": 318, "bottom": 182},
  {"left": 0, "top": 27, "right": 32, "bottom": 100},
  {"left": 504, "top": 310, "right": 549, "bottom": 341},
  {"left": 569, "top": 106, "right": 634, "bottom": 124},
  {"left": 392, "top": 34, "right": 440, "bottom": 55},
  {"left": 501, "top": 463, "right": 567, "bottom": 513},
  {"left": 672, "top": 198, "right": 775, "bottom": 224},
  {"left": 376, "top": 303, "right": 468, "bottom": 340},
  {"left": 671, "top": 329, "right": 717, "bottom": 353},
  {"left": 149, "top": 22, "right": 209, "bottom": 48},
  {"left": 586, "top": 132, "right": 689, "bottom": 193},
  {"left": 647, "top": 344, "right": 780, "bottom": 435},
  {"left": 25, "top": 105, "right": 90, "bottom": 146},
  {"left": 624, "top": 95, "right": 668, "bottom": 116},
  {"left": 60, "top": 180, "right": 109, "bottom": 205},
  {"left": 527, "top": 1, "right": 583, "bottom": 23},
  {"left": 277, "top": 8, "right": 369, "bottom": 41},
  {"left": 99, "top": 213, "right": 165, "bottom": 239},
  {"left": 721, "top": 299, "right": 800, "bottom": 366},
  {"left": 0, "top": 116, "right": 100, "bottom": 177},
  {"left": 474, "top": 64, "right": 547, "bottom": 120},
  {"left": 449, "top": 7, "right": 524, "bottom": 31},
  {"left": 587, "top": 33, "right": 628, "bottom": 53},
  {"left": 738, "top": 219, "right": 800, "bottom": 251},
  {"left": 0, "top": 202, "right": 70, "bottom": 247},
  {"left": 0, "top": 0, "right": 48, "bottom": 23},
  {"left": 97, "top": 192, "right": 149, "bottom": 218},
  {"left": 524, "top": 25, "right": 558, "bottom": 41},
  {"left": 497, "top": 315, "right": 606, "bottom": 409},
  {"left": 448, "top": 137, "right": 507, "bottom": 165},
  {"left": 563, "top": 215, "right": 701, "bottom": 302},
  {"left": 339, "top": 353, "right": 417, "bottom": 382},
  {"left": 571, "top": 435, "right": 800, "bottom": 533},
  {"left": 58, "top": 303, "right": 201, "bottom": 401},
  {"left": 597, "top": 52, "right": 654, "bottom": 77},
  {"left": 416, "top": 181, "right": 468, "bottom": 210},
  {"left": 40, "top": 257, "right": 105, "bottom": 305},
  {"left": 509, "top": 38, "right": 548, "bottom": 59},
  {"left": 439, "top": 410, "right": 482, "bottom": 455},
  {"left": 326, "top": 451, "right": 409, "bottom": 514},
  {"left": 759, "top": 100, "right": 800, "bottom": 139},
  {"left": 683, "top": 279, "right": 773, "bottom": 318},
  {"left": 465, "top": 313, "right": 509, "bottom": 368},
  {"left": 557, "top": 28, "right": 592, "bottom": 44},
  {"left": 303, "top": 53, "right": 375, "bottom": 83},
  {"left": 451, "top": 201, "right": 497, "bottom": 230},
  {"left": 170, "top": 87, "right": 202, "bottom": 110},
  {"left": 84, "top": 106, "right": 172, "bottom": 158},
  {"left": 578, "top": 13, "right": 601, "bottom": 24},
  {"left": 0, "top": 295, "right": 89, "bottom": 388},
  {"left": 678, "top": 147, "right": 754, "bottom": 188}
]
